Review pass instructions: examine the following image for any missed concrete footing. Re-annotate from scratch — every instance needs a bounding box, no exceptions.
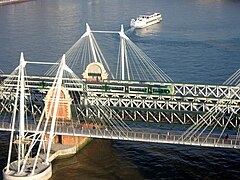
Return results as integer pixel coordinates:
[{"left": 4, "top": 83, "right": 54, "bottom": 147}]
[
  {"left": 2, "top": 137, "right": 92, "bottom": 180},
  {"left": 2, "top": 159, "right": 52, "bottom": 180},
  {"left": 48, "top": 137, "right": 92, "bottom": 161}
]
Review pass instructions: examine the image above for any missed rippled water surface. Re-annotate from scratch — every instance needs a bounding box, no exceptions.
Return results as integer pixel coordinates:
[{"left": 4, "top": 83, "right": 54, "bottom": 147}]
[{"left": 0, "top": 0, "right": 240, "bottom": 179}]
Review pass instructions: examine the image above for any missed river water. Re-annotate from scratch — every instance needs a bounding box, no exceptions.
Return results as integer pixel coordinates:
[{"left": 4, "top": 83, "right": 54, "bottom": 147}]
[{"left": 0, "top": 0, "right": 240, "bottom": 179}]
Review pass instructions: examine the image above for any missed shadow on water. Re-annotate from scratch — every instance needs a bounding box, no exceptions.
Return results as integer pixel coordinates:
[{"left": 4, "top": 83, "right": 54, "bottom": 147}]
[
  {"left": 51, "top": 139, "right": 143, "bottom": 180},
  {"left": 50, "top": 130, "right": 240, "bottom": 180},
  {"left": 1, "top": 131, "right": 240, "bottom": 180}
]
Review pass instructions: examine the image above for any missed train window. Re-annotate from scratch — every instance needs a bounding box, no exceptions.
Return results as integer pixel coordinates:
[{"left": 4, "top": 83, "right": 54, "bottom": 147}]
[
  {"left": 152, "top": 88, "right": 164, "bottom": 93},
  {"left": 129, "top": 87, "right": 147, "bottom": 92},
  {"left": 109, "top": 86, "right": 124, "bottom": 91},
  {"left": 88, "top": 85, "right": 102, "bottom": 89},
  {"left": 152, "top": 87, "right": 171, "bottom": 94}
]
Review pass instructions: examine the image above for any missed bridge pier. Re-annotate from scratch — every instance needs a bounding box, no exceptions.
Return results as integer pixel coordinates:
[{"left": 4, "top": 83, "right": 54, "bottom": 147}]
[{"left": 3, "top": 159, "right": 52, "bottom": 180}]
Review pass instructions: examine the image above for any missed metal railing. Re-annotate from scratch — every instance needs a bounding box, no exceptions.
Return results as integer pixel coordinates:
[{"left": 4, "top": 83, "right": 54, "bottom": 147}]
[{"left": 0, "top": 121, "right": 239, "bottom": 149}]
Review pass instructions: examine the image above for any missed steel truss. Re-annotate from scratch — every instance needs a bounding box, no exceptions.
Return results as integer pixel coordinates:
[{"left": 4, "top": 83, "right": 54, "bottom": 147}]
[
  {"left": 82, "top": 91, "right": 240, "bottom": 127},
  {"left": 0, "top": 75, "right": 239, "bottom": 127}
]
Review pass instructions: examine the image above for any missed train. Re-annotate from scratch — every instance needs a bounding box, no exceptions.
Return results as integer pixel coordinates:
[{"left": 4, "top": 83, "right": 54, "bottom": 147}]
[
  {"left": 0, "top": 74, "right": 174, "bottom": 95},
  {"left": 29, "top": 79, "right": 175, "bottom": 95},
  {"left": 86, "top": 83, "right": 174, "bottom": 95}
]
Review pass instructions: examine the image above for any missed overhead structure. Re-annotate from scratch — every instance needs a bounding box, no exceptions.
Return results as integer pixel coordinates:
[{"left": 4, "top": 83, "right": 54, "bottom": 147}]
[
  {"left": 0, "top": 24, "right": 239, "bottom": 179},
  {"left": 180, "top": 69, "right": 239, "bottom": 146},
  {"left": 3, "top": 53, "right": 53, "bottom": 180},
  {"left": 2, "top": 51, "right": 131, "bottom": 179},
  {"left": 45, "top": 23, "right": 173, "bottom": 82},
  {"left": 116, "top": 24, "right": 173, "bottom": 82},
  {"left": 178, "top": 78, "right": 240, "bottom": 146}
]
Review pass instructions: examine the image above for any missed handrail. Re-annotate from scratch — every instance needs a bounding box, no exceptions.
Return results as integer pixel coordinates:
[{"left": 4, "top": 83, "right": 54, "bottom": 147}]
[{"left": 0, "top": 121, "right": 239, "bottom": 149}]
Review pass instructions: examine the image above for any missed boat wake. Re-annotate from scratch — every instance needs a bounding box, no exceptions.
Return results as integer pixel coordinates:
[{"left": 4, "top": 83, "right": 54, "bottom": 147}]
[{"left": 124, "top": 27, "right": 135, "bottom": 36}]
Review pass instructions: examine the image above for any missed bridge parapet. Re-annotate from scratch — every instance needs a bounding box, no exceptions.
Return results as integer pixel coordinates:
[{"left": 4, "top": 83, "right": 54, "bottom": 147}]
[{"left": 0, "top": 121, "right": 239, "bottom": 149}]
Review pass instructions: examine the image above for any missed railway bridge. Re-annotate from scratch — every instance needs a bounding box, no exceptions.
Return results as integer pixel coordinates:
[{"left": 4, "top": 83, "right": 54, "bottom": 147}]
[
  {"left": 0, "top": 73, "right": 239, "bottom": 127},
  {"left": 0, "top": 24, "right": 239, "bottom": 179}
]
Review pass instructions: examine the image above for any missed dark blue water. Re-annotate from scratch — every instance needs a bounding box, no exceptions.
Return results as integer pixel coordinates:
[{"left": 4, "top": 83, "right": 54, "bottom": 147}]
[{"left": 0, "top": 0, "right": 240, "bottom": 179}]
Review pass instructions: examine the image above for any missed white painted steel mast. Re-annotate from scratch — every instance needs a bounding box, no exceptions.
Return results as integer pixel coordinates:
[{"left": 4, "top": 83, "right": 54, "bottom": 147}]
[
  {"left": 3, "top": 53, "right": 58, "bottom": 179},
  {"left": 118, "top": 24, "right": 131, "bottom": 80},
  {"left": 86, "top": 23, "right": 98, "bottom": 63},
  {"left": 18, "top": 52, "right": 26, "bottom": 172},
  {"left": 45, "top": 54, "right": 73, "bottom": 163},
  {"left": 5, "top": 52, "right": 26, "bottom": 173}
]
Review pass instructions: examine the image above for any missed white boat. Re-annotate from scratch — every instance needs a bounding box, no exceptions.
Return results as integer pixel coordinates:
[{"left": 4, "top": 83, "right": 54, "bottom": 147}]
[{"left": 130, "top": 12, "right": 162, "bottom": 29}]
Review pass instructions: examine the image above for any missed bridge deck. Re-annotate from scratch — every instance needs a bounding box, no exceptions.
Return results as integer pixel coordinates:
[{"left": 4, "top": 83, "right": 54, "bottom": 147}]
[{"left": 0, "top": 121, "right": 239, "bottom": 149}]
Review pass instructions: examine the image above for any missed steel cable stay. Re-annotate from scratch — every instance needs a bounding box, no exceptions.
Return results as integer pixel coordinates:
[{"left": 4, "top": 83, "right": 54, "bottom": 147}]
[
  {"left": 65, "top": 37, "right": 90, "bottom": 74},
  {"left": 81, "top": 94, "right": 130, "bottom": 134},
  {"left": 177, "top": 103, "right": 225, "bottom": 141},
  {"left": 223, "top": 68, "right": 240, "bottom": 86},
  {"left": 199, "top": 108, "right": 230, "bottom": 139},
  {"left": 124, "top": 40, "right": 162, "bottom": 81},
  {"left": 82, "top": 39, "right": 90, "bottom": 72},
  {"left": 66, "top": 44, "right": 80, "bottom": 70},
  {"left": 0, "top": 68, "right": 4, "bottom": 74},
  {"left": 0, "top": 74, "right": 17, "bottom": 115},
  {"left": 125, "top": 45, "right": 142, "bottom": 80},
  {"left": 188, "top": 102, "right": 229, "bottom": 141},
  {"left": 184, "top": 106, "right": 228, "bottom": 144},
  {"left": 0, "top": 71, "right": 19, "bottom": 117},
  {"left": 76, "top": 94, "right": 129, "bottom": 136},
  {"left": 5, "top": 67, "right": 21, "bottom": 173},
  {"left": 96, "top": 105, "right": 131, "bottom": 135},
  {"left": 75, "top": 107, "right": 106, "bottom": 137},
  {"left": 177, "top": 109, "right": 217, "bottom": 142},
  {"left": 45, "top": 62, "right": 132, "bottom": 139},
  {"left": 0, "top": 67, "right": 18, "bottom": 86},
  {"left": 45, "top": 31, "right": 88, "bottom": 76},
  {"left": 135, "top": 43, "right": 167, "bottom": 80},
  {"left": 234, "top": 123, "right": 240, "bottom": 147},
  {"left": 123, "top": 38, "right": 173, "bottom": 82},
  {"left": 83, "top": 93, "right": 131, "bottom": 133},
  {"left": 216, "top": 112, "right": 235, "bottom": 144},
  {"left": 178, "top": 100, "right": 229, "bottom": 142},
  {"left": 63, "top": 72, "right": 99, "bottom": 135},
  {"left": 126, "top": 43, "right": 150, "bottom": 80},
  {"left": 45, "top": 23, "right": 173, "bottom": 82},
  {"left": 24, "top": 69, "right": 38, "bottom": 127},
  {"left": 4, "top": 53, "right": 64, "bottom": 176},
  {"left": 76, "top": 91, "right": 130, "bottom": 135},
  {"left": 177, "top": 92, "right": 239, "bottom": 147},
  {"left": 1, "top": 25, "right": 240, "bottom": 179},
  {"left": 90, "top": 32, "right": 115, "bottom": 79},
  {"left": 123, "top": 39, "right": 155, "bottom": 80}
]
